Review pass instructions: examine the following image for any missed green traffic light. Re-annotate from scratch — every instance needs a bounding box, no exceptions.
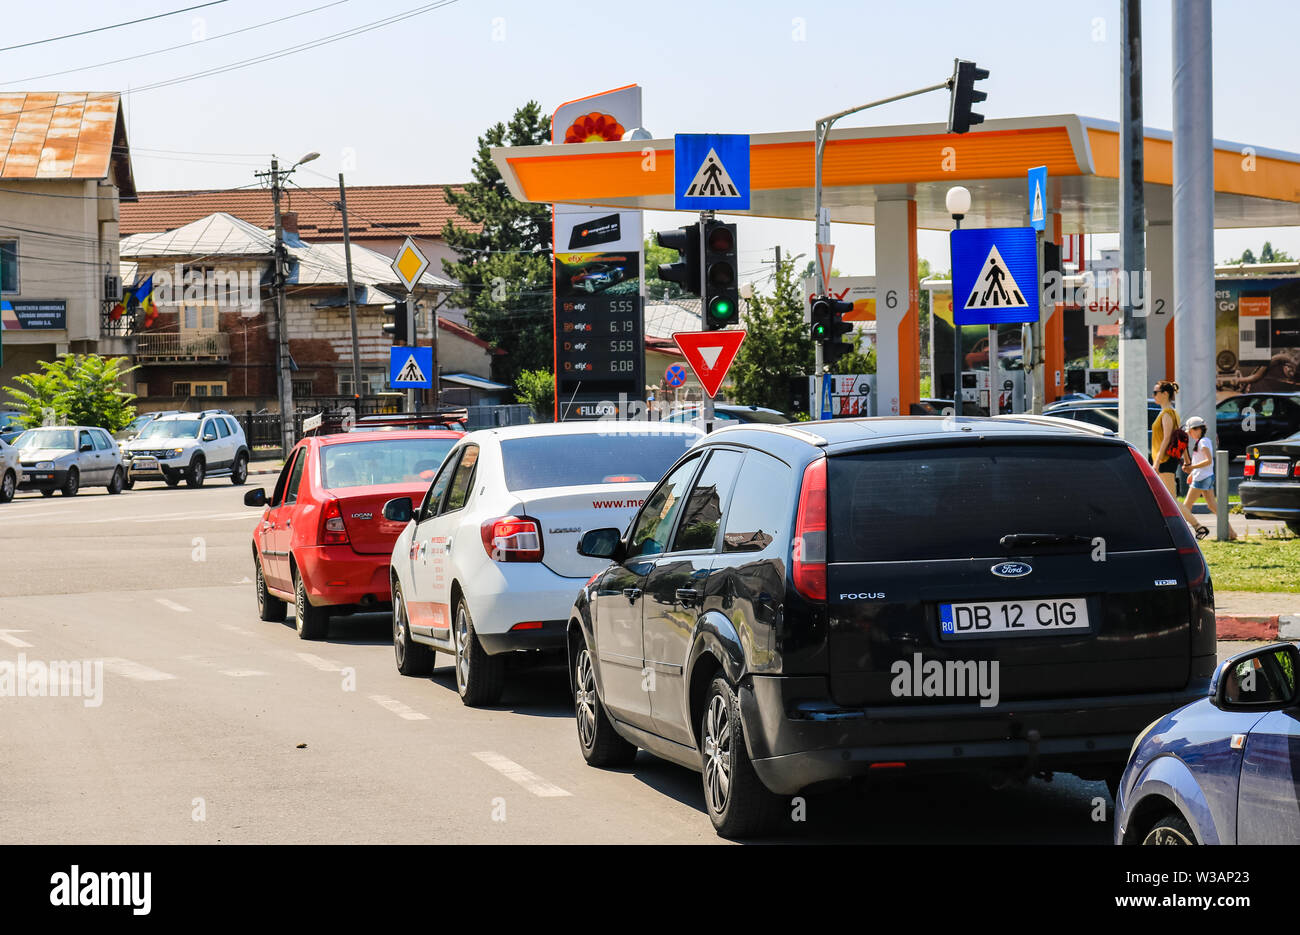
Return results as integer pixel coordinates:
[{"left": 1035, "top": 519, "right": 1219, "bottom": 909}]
[{"left": 709, "top": 298, "right": 733, "bottom": 320}]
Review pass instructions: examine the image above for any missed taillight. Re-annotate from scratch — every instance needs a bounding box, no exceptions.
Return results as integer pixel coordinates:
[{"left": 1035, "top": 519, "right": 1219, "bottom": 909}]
[
  {"left": 1244, "top": 459, "right": 1256, "bottom": 477},
  {"left": 320, "top": 498, "right": 349, "bottom": 545},
  {"left": 1127, "top": 447, "right": 1205, "bottom": 586},
  {"left": 792, "top": 457, "right": 827, "bottom": 602},
  {"left": 481, "top": 515, "right": 543, "bottom": 562},
  {"left": 1293, "top": 464, "right": 1300, "bottom": 477}
]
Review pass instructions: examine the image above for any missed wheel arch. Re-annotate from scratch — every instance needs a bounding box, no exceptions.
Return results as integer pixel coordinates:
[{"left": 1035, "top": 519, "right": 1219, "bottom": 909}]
[
  {"left": 684, "top": 610, "right": 747, "bottom": 748},
  {"left": 1121, "top": 754, "right": 1221, "bottom": 845}
]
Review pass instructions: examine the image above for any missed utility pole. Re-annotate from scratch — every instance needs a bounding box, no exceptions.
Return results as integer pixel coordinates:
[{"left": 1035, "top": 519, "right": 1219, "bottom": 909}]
[
  {"left": 338, "top": 173, "right": 361, "bottom": 407},
  {"left": 1118, "top": 0, "right": 1149, "bottom": 449},
  {"left": 270, "top": 159, "right": 295, "bottom": 457}
]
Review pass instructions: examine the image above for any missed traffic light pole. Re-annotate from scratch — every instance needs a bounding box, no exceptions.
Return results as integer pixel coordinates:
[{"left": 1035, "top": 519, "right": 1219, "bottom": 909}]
[{"left": 699, "top": 209, "right": 714, "bottom": 433}]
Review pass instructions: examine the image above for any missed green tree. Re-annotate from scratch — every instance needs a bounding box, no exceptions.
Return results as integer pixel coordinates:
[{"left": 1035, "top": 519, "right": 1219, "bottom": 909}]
[
  {"left": 728, "top": 252, "right": 813, "bottom": 411},
  {"left": 829, "top": 330, "right": 876, "bottom": 374},
  {"left": 514, "top": 368, "right": 555, "bottom": 421},
  {"left": 643, "top": 233, "right": 686, "bottom": 300},
  {"left": 4, "top": 354, "right": 137, "bottom": 430},
  {"left": 1260, "top": 241, "right": 1294, "bottom": 263},
  {"left": 442, "top": 101, "right": 553, "bottom": 396}
]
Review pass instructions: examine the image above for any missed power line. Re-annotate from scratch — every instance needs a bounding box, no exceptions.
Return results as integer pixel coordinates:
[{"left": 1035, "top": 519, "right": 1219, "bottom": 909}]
[{"left": 0, "top": 1, "right": 229, "bottom": 53}]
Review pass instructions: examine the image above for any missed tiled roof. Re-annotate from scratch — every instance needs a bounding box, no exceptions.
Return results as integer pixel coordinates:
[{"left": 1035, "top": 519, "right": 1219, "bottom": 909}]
[
  {"left": 0, "top": 92, "right": 136, "bottom": 196},
  {"left": 120, "top": 184, "right": 477, "bottom": 240}
]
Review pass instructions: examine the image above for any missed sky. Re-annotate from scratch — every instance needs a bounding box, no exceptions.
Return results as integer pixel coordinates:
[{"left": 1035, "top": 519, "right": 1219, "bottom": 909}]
[{"left": 4, "top": 0, "right": 1297, "bottom": 289}]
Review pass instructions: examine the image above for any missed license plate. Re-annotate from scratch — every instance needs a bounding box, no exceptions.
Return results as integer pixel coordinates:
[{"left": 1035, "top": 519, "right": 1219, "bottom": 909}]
[
  {"left": 133, "top": 458, "right": 158, "bottom": 471},
  {"left": 940, "top": 597, "right": 1090, "bottom": 638},
  {"left": 25, "top": 472, "right": 51, "bottom": 481},
  {"left": 1259, "top": 461, "right": 1289, "bottom": 476}
]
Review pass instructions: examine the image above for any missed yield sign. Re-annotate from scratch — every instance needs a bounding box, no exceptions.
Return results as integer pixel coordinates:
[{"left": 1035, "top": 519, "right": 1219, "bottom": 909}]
[{"left": 673, "top": 330, "right": 746, "bottom": 398}]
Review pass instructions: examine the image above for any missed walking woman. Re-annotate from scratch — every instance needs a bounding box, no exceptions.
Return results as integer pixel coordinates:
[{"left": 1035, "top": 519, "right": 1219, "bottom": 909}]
[
  {"left": 1182, "top": 415, "right": 1237, "bottom": 541},
  {"left": 1150, "top": 380, "right": 1182, "bottom": 497}
]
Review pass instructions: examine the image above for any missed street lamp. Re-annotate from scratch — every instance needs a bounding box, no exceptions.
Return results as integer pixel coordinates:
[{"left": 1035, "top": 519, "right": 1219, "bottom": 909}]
[
  {"left": 946, "top": 186, "right": 972, "bottom": 416},
  {"left": 293, "top": 151, "right": 320, "bottom": 169}
]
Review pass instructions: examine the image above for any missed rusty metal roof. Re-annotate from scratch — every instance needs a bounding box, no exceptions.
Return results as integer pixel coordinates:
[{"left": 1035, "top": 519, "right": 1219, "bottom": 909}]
[{"left": 0, "top": 92, "right": 136, "bottom": 197}]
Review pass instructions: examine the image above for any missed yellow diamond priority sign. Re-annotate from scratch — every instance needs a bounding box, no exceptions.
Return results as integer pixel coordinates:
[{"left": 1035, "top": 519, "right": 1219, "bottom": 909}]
[{"left": 391, "top": 237, "right": 429, "bottom": 293}]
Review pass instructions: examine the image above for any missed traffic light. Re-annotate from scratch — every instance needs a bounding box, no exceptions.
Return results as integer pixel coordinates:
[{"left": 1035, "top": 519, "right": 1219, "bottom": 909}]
[
  {"left": 810, "top": 295, "right": 853, "bottom": 367},
  {"left": 655, "top": 224, "right": 701, "bottom": 297},
  {"left": 702, "top": 220, "right": 738, "bottom": 330},
  {"left": 947, "top": 59, "right": 989, "bottom": 135},
  {"left": 382, "top": 302, "right": 407, "bottom": 343}
]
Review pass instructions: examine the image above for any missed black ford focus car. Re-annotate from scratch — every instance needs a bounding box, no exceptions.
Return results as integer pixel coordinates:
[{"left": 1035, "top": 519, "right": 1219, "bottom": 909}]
[{"left": 568, "top": 416, "right": 1216, "bottom": 837}]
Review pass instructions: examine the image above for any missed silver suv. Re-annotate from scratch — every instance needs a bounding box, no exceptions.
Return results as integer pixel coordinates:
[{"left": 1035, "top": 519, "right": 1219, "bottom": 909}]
[{"left": 122, "top": 411, "right": 250, "bottom": 488}]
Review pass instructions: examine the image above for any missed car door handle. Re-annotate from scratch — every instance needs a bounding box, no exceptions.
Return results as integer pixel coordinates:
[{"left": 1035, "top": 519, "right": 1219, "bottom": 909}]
[
  {"left": 623, "top": 587, "right": 642, "bottom": 603},
  {"left": 446, "top": 537, "right": 453, "bottom": 552},
  {"left": 675, "top": 588, "right": 699, "bottom": 605}
]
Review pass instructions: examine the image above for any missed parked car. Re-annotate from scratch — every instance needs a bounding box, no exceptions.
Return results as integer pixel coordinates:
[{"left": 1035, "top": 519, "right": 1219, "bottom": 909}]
[
  {"left": 1115, "top": 642, "right": 1300, "bottom": 844},
  {"left": 1240, "top": 432, "right": 1300, "bottom": 534},
  {"left": 245, "top": 429, "right": 463, "bottom": 639},
  {"left": 664, "top": 404, "right": 790, "bottom": 425},
  {"left": 114, "top": 410, "right": 183, "bottom": 442},
  {"left": 0, "top": 437, "right": 20, "bottom": 502},
  {"left": 0, "top": 410, "right": 24, "bottom": 433},
  {"left": 569, "top": 415, "right": 1215, "bottom": 836},
  {"left": 120, "top": 410, "right": 250, "bottom": 488},
  {"left": 1215, "top": 392, "right": 1300, "bottom": 459},
  {"left": 1042, "top": 397, "right": 1161, "bottom": 439},
  {"left": 11, "top": 426, "right": 126, "bottom": 496},
  {"left": 964, "top": 334, "right": 1023, "bottom": 370},
  {"left": 385, "top": 421, "right": 702, "bottom": 705}
]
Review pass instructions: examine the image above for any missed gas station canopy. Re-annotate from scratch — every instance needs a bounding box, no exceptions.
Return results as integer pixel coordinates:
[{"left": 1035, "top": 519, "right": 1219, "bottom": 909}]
[{"left": 492, "top": 114, "right": 1300, "bottom": 232}]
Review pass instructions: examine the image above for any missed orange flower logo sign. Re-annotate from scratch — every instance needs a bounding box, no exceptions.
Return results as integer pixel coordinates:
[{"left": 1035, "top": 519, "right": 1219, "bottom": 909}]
[{"left": 563, "top": 112, "right": 625, "bottom": 144}]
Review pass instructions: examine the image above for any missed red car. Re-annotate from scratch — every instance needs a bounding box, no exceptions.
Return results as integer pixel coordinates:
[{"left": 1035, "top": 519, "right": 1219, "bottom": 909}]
[{"left": 244, "top": 429, "right": 462, "bottom": 639}]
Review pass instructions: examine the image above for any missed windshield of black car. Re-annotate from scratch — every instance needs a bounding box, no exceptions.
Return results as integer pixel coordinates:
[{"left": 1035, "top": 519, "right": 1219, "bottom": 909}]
[
  {"left": 139, "top": 419, "right": 200, "bottom": 439},
  {"left": 15, "top": 428, "right": 74, "bottom": 450}
]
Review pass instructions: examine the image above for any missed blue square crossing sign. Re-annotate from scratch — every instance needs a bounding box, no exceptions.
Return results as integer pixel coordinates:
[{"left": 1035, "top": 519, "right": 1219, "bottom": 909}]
[
  {"left": 674, "top": 134, "right": 750, "bottom": 210},
  {"left": 389, "top": 345, "right": 433, "bottom": 388},
  {"left": 950, "top": 227, "right": 1040, "bottom": 326}
]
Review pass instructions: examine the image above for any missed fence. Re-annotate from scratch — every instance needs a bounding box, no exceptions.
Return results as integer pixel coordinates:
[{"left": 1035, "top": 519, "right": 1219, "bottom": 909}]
[{"left": 464, "top": 404, "right": 535, "bottom": 430}]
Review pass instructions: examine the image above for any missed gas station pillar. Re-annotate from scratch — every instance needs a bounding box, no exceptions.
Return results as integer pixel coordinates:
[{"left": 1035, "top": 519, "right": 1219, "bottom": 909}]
[
  {"left": 874, "top": 197, "right": 919, "bottom": 415},
  {"left": 1146, "top": 221, "right": 1175, "bottom": 384},
  {"left": 1043, "top": 213, "right": 1065, "bottom": 404}
]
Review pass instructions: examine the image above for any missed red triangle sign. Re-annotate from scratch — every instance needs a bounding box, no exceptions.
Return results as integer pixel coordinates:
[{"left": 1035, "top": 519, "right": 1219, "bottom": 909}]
[{"left": 672, "top": 330, "right": 746, "bottom": 398}]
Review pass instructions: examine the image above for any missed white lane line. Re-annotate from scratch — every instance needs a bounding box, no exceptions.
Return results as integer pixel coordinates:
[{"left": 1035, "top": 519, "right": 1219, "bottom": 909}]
[
  {"left": 133, "top": 511, "right": 250, "bottom": 524},
  {"left": 0, "top": 629, "right": 33, "bottom": 648},
  {"left": 101, "top": 657, "right": 177, "bottom": 681},
  {"left": 179, "top": 655, "right": 267, "bottom": 678},
  {"left": 154, "top": 598, "right": 191, "bottom": 614},
  {"left": 220, "top": 669, "right": 267, "bottom": 677},
  {"left": 368, "top": 694, "right": 429, "bottom": 721},
  {"left": 219, "top": 623, "right": 253, "bottom": 636},
  {"left": 295, "top": 652, "right": 344, "bottom": 672},
  {"left": 471, "top": 751, "right": 572, "bottom": 798}
]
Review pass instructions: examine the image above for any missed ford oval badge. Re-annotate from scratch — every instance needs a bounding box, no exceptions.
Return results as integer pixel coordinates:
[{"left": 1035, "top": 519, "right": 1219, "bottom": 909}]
[{"left": 991, "top": 561, "right": 1032, "bottom": 578}]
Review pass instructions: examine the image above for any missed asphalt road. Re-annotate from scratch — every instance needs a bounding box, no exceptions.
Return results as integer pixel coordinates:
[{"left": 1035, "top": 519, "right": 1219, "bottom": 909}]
[{"left": 0, "top": 479, "right": 1227, "bottom": 844}]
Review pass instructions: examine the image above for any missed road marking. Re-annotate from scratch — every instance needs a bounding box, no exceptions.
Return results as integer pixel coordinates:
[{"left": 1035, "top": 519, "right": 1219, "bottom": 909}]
[
  {"left": 219, "top": 623, "right": 253, "bottom": 636},
  {"left": 295, "top": 652, "right": 343, "bottom": 672},
  {"left": 368, "top": 694, "right": 429, "bottom": 720},
  {"left": 220, "top": 669, "right": 267, "bottom": 677},
  {"left": 0, "top": 630, "right": 33, "bottom": 648},
  {"left": 471, "top": 751, "right": 572, "bottom": 798},
  {"left": 155, "top": 598, "right": 191, "bottom": 614},
  {"left": 101, "top": 657, "right": 177, "bottom": 681}
]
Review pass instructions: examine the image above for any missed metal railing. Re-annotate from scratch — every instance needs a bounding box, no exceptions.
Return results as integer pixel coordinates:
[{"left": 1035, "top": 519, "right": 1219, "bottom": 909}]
[{"left": 135, "top": 332, "right": 231, "bottom": 362}]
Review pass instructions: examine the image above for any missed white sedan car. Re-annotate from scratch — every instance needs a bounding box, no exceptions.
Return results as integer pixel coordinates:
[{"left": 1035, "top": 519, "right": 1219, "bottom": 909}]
[{"left": 386, "top": 421, "right": 702, "bottom": 705}]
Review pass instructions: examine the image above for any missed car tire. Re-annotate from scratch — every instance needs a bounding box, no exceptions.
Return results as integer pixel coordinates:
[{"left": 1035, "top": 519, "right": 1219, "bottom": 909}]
[
  {"left": 231, "top": 453, "right": 248, "bottom": 486},
  {"left": 122, "top": 472, "right": 135, "bottom": 490},
  {"left": 186, "top": 456, "right": 205, "bottom": 488},
  {"left": 573, "top": 638, "right": 637, "bottom": 767},
  {"left": 453, "top": 600, "right": 504, "bottom": 706},
  {"left": 0, "top": 469, "right": 14, "bottom": 503},
  {"left": 255, "top": 555, "right": 286, "bottom": 622},
  {"left": 700, "top": 676, "right": 783, "bottom": 838},
  {"left": 392, "top": 579, "right": 434, "bottom": 676},
  {"left": 1141, "top": 812, "right": 1197, "bottom": 845},
  {"left": 40, "top": 488, "right": 55, "bottom": 497},
  {"left": 61, "top": 467, "right": 79, "bottom": 497},
  {"left": 164, "top": 474, "right": 181, "bottom": 488},
  {"left": 293, "top": 566, "right": 329, "bottom": 640},
  {"left": 107, "top": 467, "right": 124, "bottom": 495}
]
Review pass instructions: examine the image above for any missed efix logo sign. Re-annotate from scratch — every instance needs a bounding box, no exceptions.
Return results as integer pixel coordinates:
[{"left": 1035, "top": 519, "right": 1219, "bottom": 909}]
[{"left": 672, "top": 330, "right": 746, "bottom": 398}]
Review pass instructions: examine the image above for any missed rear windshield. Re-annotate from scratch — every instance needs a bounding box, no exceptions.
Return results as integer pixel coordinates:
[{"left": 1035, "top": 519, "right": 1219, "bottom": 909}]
[
  {"left": 828, "top": 442, "right": 1169, "bottom": 562},
  {"left": 320, "top": 438, "right": 457, "bottom": 489},
  {"left": 501, "top": 433, "right": 698, "bottom": 491}
]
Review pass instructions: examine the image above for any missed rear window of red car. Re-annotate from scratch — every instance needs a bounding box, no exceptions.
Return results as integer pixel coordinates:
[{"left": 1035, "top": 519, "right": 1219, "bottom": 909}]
[{"left": 320, "top": 437, "right": 457, "bottom": 489}]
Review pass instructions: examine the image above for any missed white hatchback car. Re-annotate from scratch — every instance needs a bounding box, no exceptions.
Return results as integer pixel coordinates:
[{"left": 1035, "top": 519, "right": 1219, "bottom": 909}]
[{"left": 385, "top": 421, "right": 702, "bottom": 705}]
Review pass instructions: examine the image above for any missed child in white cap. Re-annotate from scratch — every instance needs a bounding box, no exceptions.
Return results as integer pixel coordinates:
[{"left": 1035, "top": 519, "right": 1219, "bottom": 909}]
[{"left": 1182, "top": 415, "right": 1236, "bottom": 540}]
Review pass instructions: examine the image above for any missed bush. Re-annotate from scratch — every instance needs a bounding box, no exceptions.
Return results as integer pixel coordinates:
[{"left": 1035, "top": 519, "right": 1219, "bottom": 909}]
[
  {"left": 515, "top": 368, "right": 555, "bottom": 421},
  {"left": 4, "top": 354, "right": 137, "bottom": 431}
]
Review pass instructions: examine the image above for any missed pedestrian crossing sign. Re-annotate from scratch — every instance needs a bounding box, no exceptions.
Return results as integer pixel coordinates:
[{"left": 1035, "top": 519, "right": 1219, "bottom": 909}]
[
  {"left": 950, "top": 227, "right": 1040, "bottom": 325},
  {"left": 390, "top": 345, "right": 433, "bottom": 388},
  {"left": 674, "top": 134, "right": 750, "bottom": 210}
]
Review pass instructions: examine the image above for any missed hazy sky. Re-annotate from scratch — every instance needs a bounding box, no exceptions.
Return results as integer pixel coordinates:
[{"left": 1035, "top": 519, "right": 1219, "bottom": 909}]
[{"left": 6, "top": 0, "right": 1297, "bottom": 286}]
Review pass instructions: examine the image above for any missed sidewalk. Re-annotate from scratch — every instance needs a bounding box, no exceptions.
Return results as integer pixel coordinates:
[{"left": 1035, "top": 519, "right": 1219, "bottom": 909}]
[
  {"left": 1215, "top": 590, "right": 1300, "bottom": 642},
  {"left": 249, "top": 457, "right": 283, "bottom": 477}
]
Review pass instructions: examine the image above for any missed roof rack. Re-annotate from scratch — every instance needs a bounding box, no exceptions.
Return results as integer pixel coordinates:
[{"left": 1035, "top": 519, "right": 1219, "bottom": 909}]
[{"left": 991, "top": 413, "right": 1116, "bottom": 437}]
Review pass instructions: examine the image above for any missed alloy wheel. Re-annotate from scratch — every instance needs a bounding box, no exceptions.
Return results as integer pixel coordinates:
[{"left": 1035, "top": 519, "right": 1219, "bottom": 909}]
[
  {"left": 0, "top": 471, "right": 13, "bottom": 501},
  {"left": 575, "top": 649, "right": 597, "bottom": 749},
  {"left": 702, "top": 693, "right": 733, "bottom": 815},
  {"left": 1143, "top": 826, "right": 1194, "bottom": 845},
  {"left": 455, "top": 608, "right": 470, "bottom": 692},
  {"left": 393, "top": 588, "right": 407, "bottom": 667}
]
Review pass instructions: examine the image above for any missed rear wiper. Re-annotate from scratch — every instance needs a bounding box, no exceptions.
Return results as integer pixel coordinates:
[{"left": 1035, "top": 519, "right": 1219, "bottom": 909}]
[{"left": 999, "top": 532, "right": 1094, "bottom": 549}]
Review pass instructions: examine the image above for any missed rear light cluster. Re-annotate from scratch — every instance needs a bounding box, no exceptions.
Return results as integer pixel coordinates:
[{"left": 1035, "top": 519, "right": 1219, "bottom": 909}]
[
  {"left": 1127, "top": 447, "right": 1206, "bottom": 587},
  {"left": 1244, "top": 459, "right": 1255, "bottom": 477},
  {"left": 320, "top": 499, "right": 350, "bottom": 545},
  {"left": 481, "top": 516, "right": 543, "bottom": 562},
  {"left": 792, "top": 457, "right": 828, "bottom": 601}
]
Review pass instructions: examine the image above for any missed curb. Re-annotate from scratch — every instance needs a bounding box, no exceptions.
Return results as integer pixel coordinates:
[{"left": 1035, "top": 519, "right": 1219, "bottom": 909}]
[
  {"left": 1216, "top": 614, "right": 1280, "bottom": 641},
  {"left": 1280, "top": 615, "right": 1300, "bottom": 641}
]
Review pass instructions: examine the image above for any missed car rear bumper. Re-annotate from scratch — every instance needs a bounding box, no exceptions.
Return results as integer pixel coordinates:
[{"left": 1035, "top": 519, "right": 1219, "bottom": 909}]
[
  {"left": 463, "top": 562, "right": 587, "bottom": 644},
  {"left": 294, "top": 545, "right": 392, "bottom": 608},
  {"left": 477, "top": 620, "right": 567, "bottom": 654},
  {"left": 739, "top": 657, "right": 1216, "bottom": 795},
  {"left": 1240, "top": 479, "right": 1300, "bottom": 518}
]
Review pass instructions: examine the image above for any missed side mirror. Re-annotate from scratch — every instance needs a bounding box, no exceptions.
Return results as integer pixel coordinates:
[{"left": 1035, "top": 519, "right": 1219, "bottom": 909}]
[
  {"left": 382, "top": 496, "right": 413, "bottom": 523},
  {"left": 1210, "top": 642, "right": 1300, "bottom": 711},
  {"left": 80, "top": 443, "right": 93, "bottom": 452},
  {"left": 578, "top": 527, "right": 623, "bottom": 561},
  {"left": 243, "top": 488, "right": 266, "bottom": 507}
]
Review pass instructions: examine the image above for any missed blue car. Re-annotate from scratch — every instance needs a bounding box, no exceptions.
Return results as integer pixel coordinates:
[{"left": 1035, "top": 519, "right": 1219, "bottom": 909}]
[{"left": 1115, "top": 641, "right": 1300, "bottom": 844}]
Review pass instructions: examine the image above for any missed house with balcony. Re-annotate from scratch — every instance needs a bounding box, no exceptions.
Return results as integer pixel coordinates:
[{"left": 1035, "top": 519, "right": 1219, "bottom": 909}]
[
  {"left": 120, "top": 211, "right": 502, "bottom": 413},
  {"left": 0, "top": 92, "right": 136, "bottom": 394}
]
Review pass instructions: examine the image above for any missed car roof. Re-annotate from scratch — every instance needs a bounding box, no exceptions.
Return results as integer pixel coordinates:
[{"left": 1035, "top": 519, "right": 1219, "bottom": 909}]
[
  {"left": 311, "top": 429, "right": 465, "bottom": 446},
  {"left": 462, "top": 421, "right": 704, "bottom": 443}
]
